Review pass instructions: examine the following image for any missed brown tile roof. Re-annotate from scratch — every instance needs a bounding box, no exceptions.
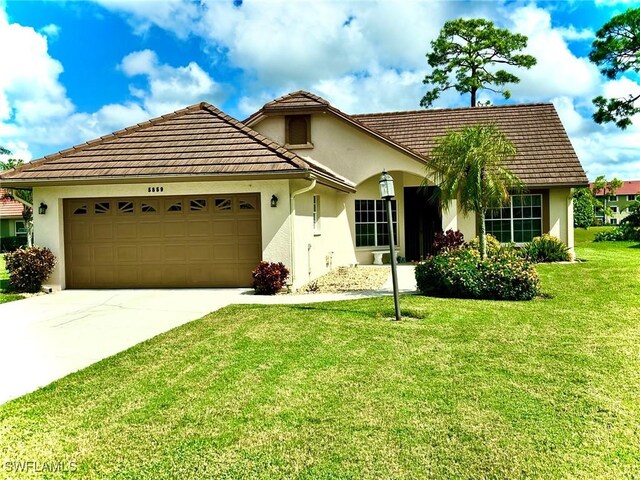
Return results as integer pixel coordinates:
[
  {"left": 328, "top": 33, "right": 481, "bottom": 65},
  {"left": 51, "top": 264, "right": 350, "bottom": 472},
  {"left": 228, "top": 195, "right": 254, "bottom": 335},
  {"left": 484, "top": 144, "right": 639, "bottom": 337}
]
[
  {"left": 244, "top": 91, "right": 427, "bottom": 164},
  {"left": 353, "top": 104, "right": 588, "bottom": 187},
  {"left": 0, "top": 189, "right": 24, "bottom": 218},
  {"left": 264, "top": 90, "right": 330, "bottom": 110},
  {"left": 590, "top": 180, "right": 640, "bottom": 195},
  {"left": 0, "top": 102, "right": 355, "bottom": 192}
]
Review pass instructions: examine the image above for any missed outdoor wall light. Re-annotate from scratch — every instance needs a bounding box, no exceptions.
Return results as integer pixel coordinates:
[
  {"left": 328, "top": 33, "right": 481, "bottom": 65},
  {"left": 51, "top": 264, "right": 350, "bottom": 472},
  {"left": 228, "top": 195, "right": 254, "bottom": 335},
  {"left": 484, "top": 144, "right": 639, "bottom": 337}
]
[
  {"left": 379, "top": 169, "right": 395, "bottom": 199},
  {"left": 271, "top": 194, "right": 278, "bottom": 208},
  {"left": 38, "top": 202, "right": 48, "bottom": 215}
]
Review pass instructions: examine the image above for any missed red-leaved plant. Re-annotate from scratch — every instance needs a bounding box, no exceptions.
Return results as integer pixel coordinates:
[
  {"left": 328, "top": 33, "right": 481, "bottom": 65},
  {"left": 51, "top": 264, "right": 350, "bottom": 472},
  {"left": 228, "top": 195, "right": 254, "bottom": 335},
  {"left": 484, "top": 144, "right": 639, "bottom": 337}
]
[
  {"left": 432, "top": 229, "right": 465, "bottom": 255},
  {"left": 5, "top": 246, "right": 56, "bottom": 293},
  {"left": 251, "top": 261, "right": 290, "bottom": 295}
]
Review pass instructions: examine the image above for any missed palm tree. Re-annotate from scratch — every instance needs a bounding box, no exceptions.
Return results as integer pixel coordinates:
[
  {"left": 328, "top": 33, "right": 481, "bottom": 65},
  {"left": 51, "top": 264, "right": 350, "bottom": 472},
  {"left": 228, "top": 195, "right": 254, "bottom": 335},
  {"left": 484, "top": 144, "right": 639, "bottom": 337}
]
[{"left": 427, "top": 124, "right": 522, "bottom": 259}]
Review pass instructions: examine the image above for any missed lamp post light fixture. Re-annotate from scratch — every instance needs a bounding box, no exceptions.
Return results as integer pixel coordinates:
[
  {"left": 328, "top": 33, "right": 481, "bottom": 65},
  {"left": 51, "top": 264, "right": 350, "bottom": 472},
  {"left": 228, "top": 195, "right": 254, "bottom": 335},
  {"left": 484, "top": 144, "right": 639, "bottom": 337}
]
[
  {"left": 38, "top": 202, "right": 48, "bottom": 215},
  {"left": 379, "top": 170, "right": 401, "bottom": 321}
]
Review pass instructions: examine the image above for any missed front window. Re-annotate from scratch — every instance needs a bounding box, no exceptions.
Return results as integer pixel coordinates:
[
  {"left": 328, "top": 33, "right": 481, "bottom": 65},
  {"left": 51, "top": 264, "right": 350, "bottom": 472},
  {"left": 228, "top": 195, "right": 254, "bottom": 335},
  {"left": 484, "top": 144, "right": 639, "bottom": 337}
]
[
  {"left": 313, "top": 195, "right": 320, "bottom": 235},
  {"left": 609, "top": 195, "right": 617, "bottom": 202},
  {"left": 485, "top": 194, "right": 542, "bottom": 243},
  {"left": 629, "top": 195, "right": 636, "bottom": 201},
  {"left": 355, "top": 199, "right": 397, "bottom": 247}
]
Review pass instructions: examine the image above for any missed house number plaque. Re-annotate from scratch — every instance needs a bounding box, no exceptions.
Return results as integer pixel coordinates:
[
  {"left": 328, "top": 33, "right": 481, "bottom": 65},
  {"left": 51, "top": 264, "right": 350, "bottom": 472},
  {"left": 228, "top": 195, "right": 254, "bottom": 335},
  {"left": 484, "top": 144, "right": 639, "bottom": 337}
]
[{"left": 147, "top": 186, "right": 164, "bottom": 193}]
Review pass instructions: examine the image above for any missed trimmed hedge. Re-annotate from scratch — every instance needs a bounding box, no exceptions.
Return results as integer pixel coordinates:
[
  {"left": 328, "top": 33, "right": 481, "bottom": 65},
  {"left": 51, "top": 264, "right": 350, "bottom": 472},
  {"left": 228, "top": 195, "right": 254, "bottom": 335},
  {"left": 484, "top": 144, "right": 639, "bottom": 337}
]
[
  {"left": 5, "top": 246, "right": 56, "bottom": 293},
  {"left": 0, "top": 235, "right": 28, "bottom": 253},
  {"left": 415, "top": 248, "right": 540, "bottom": 301}
]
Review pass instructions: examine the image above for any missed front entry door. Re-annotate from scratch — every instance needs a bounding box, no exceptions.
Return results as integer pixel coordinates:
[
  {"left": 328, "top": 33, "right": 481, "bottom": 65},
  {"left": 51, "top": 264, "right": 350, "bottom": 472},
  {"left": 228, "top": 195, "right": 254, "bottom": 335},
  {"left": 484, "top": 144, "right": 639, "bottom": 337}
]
[{"left": 404, "top": 186, "right": 441, "bottom": 261}]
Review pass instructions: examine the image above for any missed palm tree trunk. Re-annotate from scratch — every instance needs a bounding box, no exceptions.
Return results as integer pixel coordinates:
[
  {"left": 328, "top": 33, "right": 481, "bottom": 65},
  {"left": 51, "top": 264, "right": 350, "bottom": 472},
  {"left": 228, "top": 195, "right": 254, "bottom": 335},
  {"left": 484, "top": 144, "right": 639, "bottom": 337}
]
[{"left": 479, "top": 209, "right": 487, "bottom": 260}]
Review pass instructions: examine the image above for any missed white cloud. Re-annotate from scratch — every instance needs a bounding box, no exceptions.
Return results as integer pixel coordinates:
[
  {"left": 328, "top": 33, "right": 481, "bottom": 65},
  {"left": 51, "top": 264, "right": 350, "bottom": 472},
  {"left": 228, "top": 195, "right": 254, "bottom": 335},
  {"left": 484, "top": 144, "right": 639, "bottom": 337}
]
[
  {"left": 39, "top": 23, "right": 60, "bottom": 39},
  {"left": 120, "top": 49, "right": 222, "bottom": 116},
  {"left": 556, "top": 25, "right": 595, "bottom": 41},
  {"left": 0, "top": 5, "right": 223, "bottom": 160},
  {"left": 507, "top": 5, "right": 601, "bottom": 101},
  {"left": 92, "top": 0, "right": 200, "bottom": 38}
]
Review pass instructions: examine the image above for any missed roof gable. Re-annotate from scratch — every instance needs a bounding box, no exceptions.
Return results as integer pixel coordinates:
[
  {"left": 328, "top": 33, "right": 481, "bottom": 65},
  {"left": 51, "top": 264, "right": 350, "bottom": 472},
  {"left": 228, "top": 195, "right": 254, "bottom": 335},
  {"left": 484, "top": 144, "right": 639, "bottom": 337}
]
[
  {"left": 245, "top": 91, "right": 427, "bottom": 165},
  {"left": 354, "top": 104, "right": 588, "bottom": 187},
  {"left": 0, "top": 102, "right": 354, "bottom": 191}
]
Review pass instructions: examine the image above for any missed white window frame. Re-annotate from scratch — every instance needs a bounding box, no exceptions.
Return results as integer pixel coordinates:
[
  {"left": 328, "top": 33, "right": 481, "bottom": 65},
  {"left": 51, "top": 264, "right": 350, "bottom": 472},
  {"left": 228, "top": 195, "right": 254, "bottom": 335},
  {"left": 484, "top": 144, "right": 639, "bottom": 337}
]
[
  {"left": 628, "top": 194, "right": 636, "bottom": 201},
  {"left": 313, "top": 194, "right": 321, "bottom": 235},
  {"left": 485, "top": 194, "right": 543, "bottom": 245},
  {"left": 609, "top": 195, "right": 617, "bottom": 202},
  {"left": 611, "top": 206, "right": 618, "bottom": 213},
  {"left": 355, "top": 199, "right": 398, "bottom": 248}
]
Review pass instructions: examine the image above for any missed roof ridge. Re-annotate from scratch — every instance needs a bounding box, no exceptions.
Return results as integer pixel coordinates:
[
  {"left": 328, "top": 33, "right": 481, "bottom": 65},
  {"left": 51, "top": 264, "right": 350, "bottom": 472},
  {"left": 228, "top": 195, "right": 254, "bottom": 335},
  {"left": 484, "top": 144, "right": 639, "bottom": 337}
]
[
  {"left": 264, "top": 90, "right": 330, "bottom": 108},
  {"left": 352, "top": 102, "right": 555, "bottom": 118}
]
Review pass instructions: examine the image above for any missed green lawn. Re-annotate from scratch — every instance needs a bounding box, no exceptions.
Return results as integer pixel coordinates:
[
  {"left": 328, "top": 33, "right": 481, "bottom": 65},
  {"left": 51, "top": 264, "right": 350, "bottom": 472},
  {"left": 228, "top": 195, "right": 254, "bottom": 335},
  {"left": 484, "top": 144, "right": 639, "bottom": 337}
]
[
  {"left": 0, "top": 253, "right": 24, "bottom": 304},
  {"left": 1, "top": 242, "right": 639, "bottom": 479},
  {"left": 574, "top": 225, "right": 614, "bottom": 244}
]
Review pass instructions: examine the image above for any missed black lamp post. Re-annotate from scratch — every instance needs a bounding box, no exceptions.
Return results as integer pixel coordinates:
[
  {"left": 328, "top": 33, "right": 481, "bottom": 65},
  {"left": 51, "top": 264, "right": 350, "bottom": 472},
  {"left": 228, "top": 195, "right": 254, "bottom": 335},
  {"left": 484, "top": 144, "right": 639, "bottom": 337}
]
[{"left": 379, "top": 170, "right": 401, "bottom": 321}]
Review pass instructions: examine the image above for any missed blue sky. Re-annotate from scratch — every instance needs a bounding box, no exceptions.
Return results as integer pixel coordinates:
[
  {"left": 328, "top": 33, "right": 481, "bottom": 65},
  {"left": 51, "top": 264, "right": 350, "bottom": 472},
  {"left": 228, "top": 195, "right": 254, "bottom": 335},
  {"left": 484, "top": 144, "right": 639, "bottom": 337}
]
[{"left": 0, "top": 0, "right": 638, "bottom": 180}]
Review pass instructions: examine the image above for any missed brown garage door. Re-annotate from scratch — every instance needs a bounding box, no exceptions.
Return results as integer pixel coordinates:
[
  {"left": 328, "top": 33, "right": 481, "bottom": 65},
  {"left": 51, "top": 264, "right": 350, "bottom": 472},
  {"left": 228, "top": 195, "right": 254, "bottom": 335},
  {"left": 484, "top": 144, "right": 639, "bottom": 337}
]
[{"left": 64, "top": 194, "right": 262, "bottom": 288}]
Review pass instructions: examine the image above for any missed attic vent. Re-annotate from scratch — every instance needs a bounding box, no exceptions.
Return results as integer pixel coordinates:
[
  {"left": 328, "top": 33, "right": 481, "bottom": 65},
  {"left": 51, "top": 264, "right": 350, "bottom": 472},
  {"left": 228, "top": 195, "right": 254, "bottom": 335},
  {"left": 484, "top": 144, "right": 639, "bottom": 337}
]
[{"left": 286, "top": 115, "right": 310, "bottom": 146}]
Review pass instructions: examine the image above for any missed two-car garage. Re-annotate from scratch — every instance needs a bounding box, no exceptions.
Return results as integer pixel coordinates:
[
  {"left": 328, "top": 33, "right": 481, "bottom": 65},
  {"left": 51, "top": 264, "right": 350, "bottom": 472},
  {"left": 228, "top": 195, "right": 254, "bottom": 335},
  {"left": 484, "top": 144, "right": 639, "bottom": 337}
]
[{"left": 63, "top": 193, "right": 262, "bottom": 288}]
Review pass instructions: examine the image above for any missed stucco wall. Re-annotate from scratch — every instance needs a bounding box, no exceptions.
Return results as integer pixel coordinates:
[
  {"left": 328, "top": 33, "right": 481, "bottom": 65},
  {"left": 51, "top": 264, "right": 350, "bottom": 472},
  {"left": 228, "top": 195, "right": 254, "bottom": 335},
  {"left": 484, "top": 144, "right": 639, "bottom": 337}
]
[
  {"left": 549, "top": 187, "right": 574, "bottom": 252},
  {"left": 289, "top": 181, "right": 355, "bottom": 289},
  {"left": 33, "top": 179, "right": 292, "bottom": 290},
  {"left": 253, "top": 113, "right": 428, "bottom": 185}
]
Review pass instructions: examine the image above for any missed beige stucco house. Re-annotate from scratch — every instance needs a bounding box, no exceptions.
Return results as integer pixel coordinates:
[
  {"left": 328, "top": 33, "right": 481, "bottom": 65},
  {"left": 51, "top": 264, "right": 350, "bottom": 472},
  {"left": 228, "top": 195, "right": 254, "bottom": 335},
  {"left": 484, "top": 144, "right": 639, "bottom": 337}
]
[{"left": 0, "top": 91, "right": 588, "bottom": 290}]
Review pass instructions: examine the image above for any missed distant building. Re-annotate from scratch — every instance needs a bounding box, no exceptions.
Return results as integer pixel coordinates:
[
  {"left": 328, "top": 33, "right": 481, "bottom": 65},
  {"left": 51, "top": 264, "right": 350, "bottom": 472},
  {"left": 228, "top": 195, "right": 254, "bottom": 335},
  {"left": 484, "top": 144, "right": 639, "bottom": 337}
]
[
  {"left": 590, "top": 180, "right": 640, "bottom": 225},
  {"left": 0, "top": 188, "right": 28, "bottom": 245}
]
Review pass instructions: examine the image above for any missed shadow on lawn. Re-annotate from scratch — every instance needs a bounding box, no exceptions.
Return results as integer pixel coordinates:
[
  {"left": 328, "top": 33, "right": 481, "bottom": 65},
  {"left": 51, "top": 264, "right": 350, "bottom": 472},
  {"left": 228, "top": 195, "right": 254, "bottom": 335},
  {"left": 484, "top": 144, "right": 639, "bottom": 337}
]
[{"left": 290, "top": 303, "right": 428, "bottom": 320}]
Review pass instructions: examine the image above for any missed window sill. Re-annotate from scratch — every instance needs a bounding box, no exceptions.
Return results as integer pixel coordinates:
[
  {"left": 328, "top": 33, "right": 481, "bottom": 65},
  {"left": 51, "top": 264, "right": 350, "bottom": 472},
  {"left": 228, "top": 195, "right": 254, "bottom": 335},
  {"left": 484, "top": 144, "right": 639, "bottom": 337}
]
[{"left": 285, "top": 142, "right": 314, "bottom": 150}]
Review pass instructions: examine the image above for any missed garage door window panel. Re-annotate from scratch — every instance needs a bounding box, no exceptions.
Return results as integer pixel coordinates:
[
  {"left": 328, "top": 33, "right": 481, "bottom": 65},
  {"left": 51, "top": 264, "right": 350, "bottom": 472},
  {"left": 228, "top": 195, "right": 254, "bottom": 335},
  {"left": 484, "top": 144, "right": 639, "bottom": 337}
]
[{"left": 94, "top": 202, "right": 111, "bottom": 215}]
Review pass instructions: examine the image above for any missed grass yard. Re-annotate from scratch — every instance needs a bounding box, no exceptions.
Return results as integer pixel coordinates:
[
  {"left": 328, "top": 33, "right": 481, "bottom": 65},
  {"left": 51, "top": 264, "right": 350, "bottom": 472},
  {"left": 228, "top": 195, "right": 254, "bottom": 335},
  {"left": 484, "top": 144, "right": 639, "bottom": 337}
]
[
  {"left": 1, "top": 242, "right": 639, "bottom": 478},
  {"left": 0, "top": 253, "right": 24, "bottom": 304},
  {"left": 574, "top": 225, "right": 614, "bottom": 244}
]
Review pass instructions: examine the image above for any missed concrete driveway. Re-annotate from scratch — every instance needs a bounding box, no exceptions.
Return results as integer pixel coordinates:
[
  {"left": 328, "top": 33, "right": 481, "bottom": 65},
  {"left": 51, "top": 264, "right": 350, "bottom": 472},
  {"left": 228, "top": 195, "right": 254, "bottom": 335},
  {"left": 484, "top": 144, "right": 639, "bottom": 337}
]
[
  {"left": 0, "top": 266, "right": 416, "bottom": 405},
  {"left": 0, "top": 289, "right": 253, "bottom": 404}
]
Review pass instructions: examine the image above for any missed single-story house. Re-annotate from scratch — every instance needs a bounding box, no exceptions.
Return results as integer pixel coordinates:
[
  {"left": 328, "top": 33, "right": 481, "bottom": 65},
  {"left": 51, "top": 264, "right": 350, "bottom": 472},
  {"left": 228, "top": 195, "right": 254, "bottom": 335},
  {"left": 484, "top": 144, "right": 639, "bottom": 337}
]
[
  {"left": 0, "top": 91, "right": 588, "bottom": 290},
  {"left": 591, "top": 179, "right": 640, "bottom": 225},
  {"left": 0, "top": 188, "right": 28, "bottom": 241}
]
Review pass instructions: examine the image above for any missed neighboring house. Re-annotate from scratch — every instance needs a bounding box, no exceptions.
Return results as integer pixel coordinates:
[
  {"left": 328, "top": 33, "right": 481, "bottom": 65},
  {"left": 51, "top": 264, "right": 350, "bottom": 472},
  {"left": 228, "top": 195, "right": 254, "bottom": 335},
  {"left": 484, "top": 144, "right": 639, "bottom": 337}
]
[
  {"left": 0, "top": 91, "right": 587, "bottom": 290},
  {"left": 590, "top": 180, "right": 640, "bottom": 225},
  {"left": 0, "top": 188, "right": 27, "bottom": 242}
]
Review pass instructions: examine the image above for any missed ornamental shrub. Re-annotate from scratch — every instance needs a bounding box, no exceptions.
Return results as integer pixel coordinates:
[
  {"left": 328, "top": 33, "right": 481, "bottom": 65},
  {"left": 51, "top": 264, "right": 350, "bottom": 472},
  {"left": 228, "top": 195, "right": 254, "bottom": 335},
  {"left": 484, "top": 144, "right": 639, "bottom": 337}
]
[
  {"left": 432, "top": 229, "right": 465, "bottom": 254},
  {"left": 251, "top": 261, "right": 290, "bottom": 295},
  {"left": 465, "top": 234, "right": 503, "bottom": 256},
  {"left": 521, "top": 234, "right": 570, "bottom": 263},
  {"left": 594, "top": 223, "right": 640, "bottom": 242},
  {"left": 5, "top": 246, "right": 56, "bottom": 293},
  {"left": 415, "top": 248, "right": 539, "bottom": 301}
]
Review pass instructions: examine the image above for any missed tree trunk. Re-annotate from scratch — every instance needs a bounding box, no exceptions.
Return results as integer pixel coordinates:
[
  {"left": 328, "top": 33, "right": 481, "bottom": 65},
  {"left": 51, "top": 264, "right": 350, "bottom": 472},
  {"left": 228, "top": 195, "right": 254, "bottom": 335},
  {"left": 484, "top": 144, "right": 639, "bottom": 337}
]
[
  {"left": 471, "top": 87, "right": 477, "bottom": 107},
  {"left": 479, "top": 209, "right": 487, "bottom": 260}
]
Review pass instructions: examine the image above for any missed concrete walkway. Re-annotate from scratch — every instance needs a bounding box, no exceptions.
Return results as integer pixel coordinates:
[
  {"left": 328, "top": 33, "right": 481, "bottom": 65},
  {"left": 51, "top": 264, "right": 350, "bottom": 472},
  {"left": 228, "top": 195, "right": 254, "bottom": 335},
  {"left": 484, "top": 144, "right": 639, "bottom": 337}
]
[{"left": 0, "top": 266, "right": 416, "bottom": 405}]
